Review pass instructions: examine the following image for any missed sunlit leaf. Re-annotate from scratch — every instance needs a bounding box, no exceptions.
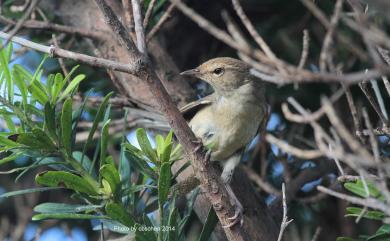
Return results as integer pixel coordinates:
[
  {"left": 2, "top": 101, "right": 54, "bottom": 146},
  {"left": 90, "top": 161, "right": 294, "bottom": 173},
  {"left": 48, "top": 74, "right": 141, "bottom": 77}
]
[
  {"left": 34, "top": 202, "right": 102, "bottom": 213},
  {"left": 136, "top": 128, "right": 157, "bottom": 163},
  {"left": 32, "top": 213, "right": 108, "bottom": 221},
  {"left": 100, "top": 164, "right": 121, "bottom": 196},
  {"left": 59, "top": 74, "right": 86, "bottom": 101},
  {"left": 35, "top": 171, "right": 99, "bottom": 195}
]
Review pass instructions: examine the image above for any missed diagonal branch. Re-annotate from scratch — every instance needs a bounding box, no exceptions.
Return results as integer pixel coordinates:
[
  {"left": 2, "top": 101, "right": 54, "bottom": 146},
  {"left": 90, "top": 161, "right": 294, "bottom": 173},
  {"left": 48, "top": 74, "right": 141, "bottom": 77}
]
[{"left": 93, "top": 0, "right": 252, "bottom": 240}]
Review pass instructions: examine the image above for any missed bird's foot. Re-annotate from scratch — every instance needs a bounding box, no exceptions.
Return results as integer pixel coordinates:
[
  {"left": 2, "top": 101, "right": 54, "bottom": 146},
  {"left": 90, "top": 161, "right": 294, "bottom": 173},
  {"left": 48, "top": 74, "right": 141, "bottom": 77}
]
[
  {"left": 203, "top": 149, "right": 212, "bottom": 166},
  {"left": 222, "top": 184, "right": 244, "bottom": 228},
  {"left": 223, "top": 202, "right": 244, "bottom": 228},
  {"left": 191, "top": 138, "right": 203, "bottom": 153}
]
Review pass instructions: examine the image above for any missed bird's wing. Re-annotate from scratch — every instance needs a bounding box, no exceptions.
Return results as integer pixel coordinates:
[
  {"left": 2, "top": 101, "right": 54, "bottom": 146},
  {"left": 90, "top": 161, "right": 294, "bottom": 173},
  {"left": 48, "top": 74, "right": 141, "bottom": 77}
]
[{"left": 180, "top": 94, "right": 215, "bottom": 120}]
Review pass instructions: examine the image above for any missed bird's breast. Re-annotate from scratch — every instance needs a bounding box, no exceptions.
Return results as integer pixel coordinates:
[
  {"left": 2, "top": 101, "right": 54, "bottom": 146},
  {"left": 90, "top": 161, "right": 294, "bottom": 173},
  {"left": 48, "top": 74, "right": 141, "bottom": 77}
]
[{"left": 189, "top": 99, "right": 264, "bottom": 161}]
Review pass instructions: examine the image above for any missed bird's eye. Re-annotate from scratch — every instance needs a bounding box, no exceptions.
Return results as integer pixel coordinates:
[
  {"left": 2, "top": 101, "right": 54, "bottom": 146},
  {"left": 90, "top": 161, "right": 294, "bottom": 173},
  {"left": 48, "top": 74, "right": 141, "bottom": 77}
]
[{"left": 213, "top": 67, "right": 224, "bottom": 76}]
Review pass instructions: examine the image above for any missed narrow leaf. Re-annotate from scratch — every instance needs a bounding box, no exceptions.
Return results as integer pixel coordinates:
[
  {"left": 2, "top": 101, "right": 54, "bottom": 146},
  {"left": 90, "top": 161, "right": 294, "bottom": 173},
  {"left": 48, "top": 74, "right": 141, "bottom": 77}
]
[
  {"left": 136, "top": 128, "right": 157, "bottom": 163},
  {"left": 35, "top": 171, "right": 99, "bottom": 195},
  {"left": 61, "top": 98, "right": 73, "bottom": 155},
  {"left": 158, "top": 162, "right": 171, "bottom": 205},
  {"left": 105, "top": 202, "right": 136, "bottom": 227}
]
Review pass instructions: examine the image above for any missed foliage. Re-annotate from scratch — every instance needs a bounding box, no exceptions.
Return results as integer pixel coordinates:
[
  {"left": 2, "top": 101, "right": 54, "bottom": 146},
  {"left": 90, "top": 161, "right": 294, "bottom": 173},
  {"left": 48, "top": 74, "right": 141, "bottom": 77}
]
[{"left": 0, "top": 47, "right": 209, "bottom": 241}]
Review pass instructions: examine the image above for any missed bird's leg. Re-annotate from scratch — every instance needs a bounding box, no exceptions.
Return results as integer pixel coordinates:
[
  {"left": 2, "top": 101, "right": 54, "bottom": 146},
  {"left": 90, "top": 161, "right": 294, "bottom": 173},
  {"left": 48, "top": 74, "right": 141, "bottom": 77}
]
[{"left": 220, "top": 153, "right": 244, "bottom": 228}]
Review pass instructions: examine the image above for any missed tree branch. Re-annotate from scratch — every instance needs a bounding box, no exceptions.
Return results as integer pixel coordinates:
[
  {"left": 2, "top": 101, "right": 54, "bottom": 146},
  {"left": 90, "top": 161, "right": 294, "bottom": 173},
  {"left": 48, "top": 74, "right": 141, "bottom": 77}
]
[{"left": 93, "top": 0, "right": 253, "bottom": 240}]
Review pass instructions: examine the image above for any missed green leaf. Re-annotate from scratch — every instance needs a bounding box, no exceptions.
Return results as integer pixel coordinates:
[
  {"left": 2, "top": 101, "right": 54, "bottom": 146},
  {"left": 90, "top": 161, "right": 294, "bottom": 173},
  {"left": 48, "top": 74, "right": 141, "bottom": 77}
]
[
  {"left": 0, "top": 153, "right": 19, "bottom": 165},
  {"left": 34, "top": 202, "right": 102, "bottom": 213},
  {"left": 100, "top": 119, "right": 111, "bottom": 166},
  {"left": 344, "top": 180, "right": 382, "bottom": 199},
  {"left": 44, "top": 103, "right": 57, "bottom": 140},
  {"left": 160, "top": 143, "right": 172, "bottom": 163},
  {"left": 164, "top": 130, "right": 173, "bottom": 148},
  {"left": 0, "top": 136, "right": 20, "bottom": 148},
  {"left": 0, "top": 187, "right": 63, "bottom": 199},
  {"left": 61, "top": 98, "right": 73, "bottom": 155},
  {"left": 51, "top": 73, "right": 65, "bottom": 103},
  {"left": 3, "top": 114, "right": 15, "bottom": 132},
  {"left": 100, "top": 164, "right": 121, "bottom": 196},
  {"left": 168, "top": 203, "right": 178, "bottom": 241},
  {"left": 59, "top": 74, "right": 86, "bottom": 101},
  {"left": 336, "top": 238, "right": 358, "bottom": 241},
  {"left": 32, "top": 213, "right": 108, "bottom": 221},
  {"left": 124, "top": 143, "right": 157, "bottom": 180},
  {"left": 0, "top": 43, "right": 13, "bottom": 101},
  {"left": 158, "top": 162, "right": 171, "bottom": 205},
  {"left": 84, "top": 92, "right": 113, "bottom": 172},
  {"left": 63, "top": 65, "right": 79, "bottom": 83},
  {"left": 136, "top": 128, "right": 157, "bottom": 163},
  {"left": 12, "top": 68, "right": 28, "bottom": 107},
  {"left": 367, "top": 224, "right": 390, "bottom": 241},
  {"left": 16, "top": 129, "right": 56, "bottom": 152},
  {"left": 345, "top": 207, "right": 384, "bottom": 220},
  {"left": 155, "top": 134, "right": 165, "bottom": 157},
  {"left": 105, "top": 202, "right": 136, "bottom": 227},
  {"left": 197, "top": 208, "right": 218, "bottom": 241},
  {"left": 32, "top": 129, "right": 56, "bottom": 151},
  {"left": 35, "top": 171, "right": 99, "bottom": 195},
  {"left": 30, "top": 55, "right": 47, "bottom": 84},
  {"left": 72, "top": 151, "right": 95, "bottom": 177},
  {"left": 179, "top": 188, "right": 199, "bottom": 236},
  {"left": 28, "top": 81, "right": 49, "bottom": 105}
]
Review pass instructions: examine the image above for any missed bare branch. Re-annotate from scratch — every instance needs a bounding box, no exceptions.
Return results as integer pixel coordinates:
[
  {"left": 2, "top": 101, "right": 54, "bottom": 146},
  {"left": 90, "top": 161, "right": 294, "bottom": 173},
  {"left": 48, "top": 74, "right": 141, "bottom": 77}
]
[
  {"left": 2, "top": 0, "right": 40, "bottom": 48},
  {"left": 317, "top": 186, "right": 390, "bottom": 216},
  {"left": 266, "top": 134, "right": 323, "bottom": 159},
  {"left": 143, "top": 0, "right": 157, "bottom": 28},
  {"left": 131, "top": 0, "right": 147, "bottom": 55},
  {"left": 0, "top": 15, "right": 108, "bottom": 40},
  {"left": 319, "top": 0, "right": 343, "bottom": 72},
  {"left": 298, "top": 29, "right": 310, "bottom": 70},
  {"left": 277, "top": 183, "right": 293, "bottom": 241},
  {"left": 147, "top": 4, "right": 176, "bottom": 41},
  {"left": 0, "top": 31, "right": 140, "bottom": 74}
]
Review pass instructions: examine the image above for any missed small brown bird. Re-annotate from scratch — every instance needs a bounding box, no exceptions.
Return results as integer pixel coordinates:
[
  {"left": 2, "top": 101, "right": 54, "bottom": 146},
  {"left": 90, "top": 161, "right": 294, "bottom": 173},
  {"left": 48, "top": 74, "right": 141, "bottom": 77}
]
[{"left": 180, "top": 57, "right": 267, "bottom": 227}]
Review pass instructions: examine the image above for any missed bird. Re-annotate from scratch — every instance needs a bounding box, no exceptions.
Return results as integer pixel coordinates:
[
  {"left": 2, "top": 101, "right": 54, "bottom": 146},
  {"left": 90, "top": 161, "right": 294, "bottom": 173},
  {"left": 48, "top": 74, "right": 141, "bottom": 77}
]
[{"left": 180, "top": 57, "right": 267, "bottom": 227}]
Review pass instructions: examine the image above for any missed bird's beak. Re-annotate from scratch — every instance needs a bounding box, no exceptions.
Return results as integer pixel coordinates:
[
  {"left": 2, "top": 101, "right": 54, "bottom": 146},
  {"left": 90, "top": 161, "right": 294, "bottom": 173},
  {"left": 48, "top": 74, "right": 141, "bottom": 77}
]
[{"left": 180, "top": 68, "right": 200, "bottom": 76}]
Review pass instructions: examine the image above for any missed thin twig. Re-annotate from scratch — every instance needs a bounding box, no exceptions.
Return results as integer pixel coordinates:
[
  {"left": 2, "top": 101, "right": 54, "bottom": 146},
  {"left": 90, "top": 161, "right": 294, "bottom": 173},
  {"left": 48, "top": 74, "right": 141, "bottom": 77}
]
[
  {"left": 146, "top": 4, "right": 175, "bottom": 41},
  {"left": 231, "top": 0, "right": 281, "bottom": 70},
  {"left": 362, "top": 109, "right": 390, "bottom": 203},
  {"left": 0, "top": 15, "right": 108, "bottom": 40},
  {"left": 266, "top": 134, "right": 323, "bottom": 159},
  {"left": 131, "top": 0, "right": 147, "bottom": 55},
  {"left": 342, "top": 83, "right": 363, "bottom": 139},
  {"left": 310, "top": 227, "right": 322, "bottom": 241},
  {"left": 143, "top": 0, "right": 157, "bottom": 28},
  {"left": 277, "top": 183, "right": 293, "bottom": 241},
  {"left": 359, "top": 81, "right": 388, "bottom": 125},
  {"left": 298, "top": 29, "right": 309, "bottom": 70},
  {"left": 370, "top": 79, "right": 388, "bottom": 121},
  {"left": 1, "top": 0, "right": 40, "bottom": 48},
  {"left": 317, "top": 186, "right": 390, "bottom": 216},
  {"left": 319, "top": 0, "right": 343, "bottom": 72},
  {"left": 0, "top": 31, "right": 140, "bottom": 74}
]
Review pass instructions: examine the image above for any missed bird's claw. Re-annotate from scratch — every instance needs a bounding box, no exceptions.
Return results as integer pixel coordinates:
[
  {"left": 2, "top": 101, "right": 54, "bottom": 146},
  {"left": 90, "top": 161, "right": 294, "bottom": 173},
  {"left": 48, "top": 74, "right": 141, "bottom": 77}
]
[
  {"left": 191, "top": 138, "right": 203, "bottom": 153},
  {"left": 203, "top": 149, "right": 212, "bottom": 165},
  {"left": 223, "top": 201, "right": 244, "bottom": 228}
]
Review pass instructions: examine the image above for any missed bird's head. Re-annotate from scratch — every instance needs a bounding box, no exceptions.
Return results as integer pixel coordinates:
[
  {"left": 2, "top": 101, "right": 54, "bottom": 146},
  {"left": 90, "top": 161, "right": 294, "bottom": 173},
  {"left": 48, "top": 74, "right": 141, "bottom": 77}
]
[{"left": 180, "top": 57, "right": 252, "bottom": 92}]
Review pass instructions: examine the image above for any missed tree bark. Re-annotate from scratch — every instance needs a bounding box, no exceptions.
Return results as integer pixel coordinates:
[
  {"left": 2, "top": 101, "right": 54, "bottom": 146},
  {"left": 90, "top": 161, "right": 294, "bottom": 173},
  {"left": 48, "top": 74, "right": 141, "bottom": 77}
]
[{"left": 46, "top": 0, "right": 280, "bottom": 240}]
